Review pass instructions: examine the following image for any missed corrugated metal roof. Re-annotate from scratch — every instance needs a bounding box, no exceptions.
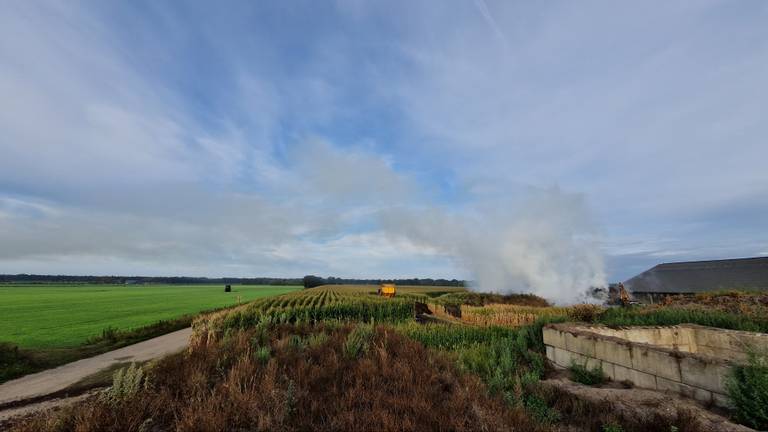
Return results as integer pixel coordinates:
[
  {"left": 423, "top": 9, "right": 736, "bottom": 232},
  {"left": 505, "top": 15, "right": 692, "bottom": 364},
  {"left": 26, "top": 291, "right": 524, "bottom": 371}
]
[{"left": 624, "top": 257, "right": 768, "bottom": 294}]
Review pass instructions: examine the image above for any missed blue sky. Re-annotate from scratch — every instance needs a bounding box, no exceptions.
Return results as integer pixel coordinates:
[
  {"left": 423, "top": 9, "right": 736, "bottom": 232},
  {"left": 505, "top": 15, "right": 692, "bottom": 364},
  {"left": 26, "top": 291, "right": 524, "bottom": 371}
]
[{"left": 1, "top": 1, "right": 767, "bottom": 298}]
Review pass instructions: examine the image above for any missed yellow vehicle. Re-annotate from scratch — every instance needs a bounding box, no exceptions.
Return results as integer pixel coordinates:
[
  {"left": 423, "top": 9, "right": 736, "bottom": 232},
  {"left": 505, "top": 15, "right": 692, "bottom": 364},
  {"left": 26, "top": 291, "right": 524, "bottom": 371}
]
[{"left": 378, "top": 283, "right": 396, "bottom": 298}]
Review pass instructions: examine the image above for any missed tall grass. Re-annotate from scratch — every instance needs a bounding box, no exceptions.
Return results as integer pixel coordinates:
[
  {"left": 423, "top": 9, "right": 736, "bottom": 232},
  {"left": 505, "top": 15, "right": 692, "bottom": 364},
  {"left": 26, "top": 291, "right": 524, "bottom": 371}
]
[
  {"left": 596, "top": 306, "right": 768, "bottom": 333},
  {"left": 396, "top": 322, "right": 516, "bottom": 350},
  {"left": 396, "top": 316, "right": 567, "bottom": 425}
]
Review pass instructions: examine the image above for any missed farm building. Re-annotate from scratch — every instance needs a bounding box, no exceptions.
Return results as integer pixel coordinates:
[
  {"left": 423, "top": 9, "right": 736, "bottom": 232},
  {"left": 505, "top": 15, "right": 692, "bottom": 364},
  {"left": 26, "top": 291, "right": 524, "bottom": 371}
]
[{"left": 624, "top": 256, "right": 768, "bottom": 303}]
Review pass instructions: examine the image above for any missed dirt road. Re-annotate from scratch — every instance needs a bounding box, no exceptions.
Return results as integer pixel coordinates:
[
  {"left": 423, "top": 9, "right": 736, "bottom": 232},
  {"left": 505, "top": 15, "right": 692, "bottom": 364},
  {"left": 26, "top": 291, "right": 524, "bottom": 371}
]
[{"left": 0, "top": 327, "right": 192, "bottom": 407}]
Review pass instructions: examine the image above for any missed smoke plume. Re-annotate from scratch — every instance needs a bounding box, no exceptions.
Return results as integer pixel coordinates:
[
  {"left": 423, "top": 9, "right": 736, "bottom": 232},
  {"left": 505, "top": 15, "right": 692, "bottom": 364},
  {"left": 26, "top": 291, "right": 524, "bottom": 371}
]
[{"left": 380, "top": 188, "right": 606, "bottom": 304}]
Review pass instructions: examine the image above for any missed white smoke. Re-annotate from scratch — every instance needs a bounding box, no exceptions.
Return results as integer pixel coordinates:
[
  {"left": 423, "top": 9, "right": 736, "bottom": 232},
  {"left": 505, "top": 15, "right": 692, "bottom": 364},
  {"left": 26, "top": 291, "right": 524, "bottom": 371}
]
[{"left": 380, "top": 188, "right": 606, "bottom": 304}]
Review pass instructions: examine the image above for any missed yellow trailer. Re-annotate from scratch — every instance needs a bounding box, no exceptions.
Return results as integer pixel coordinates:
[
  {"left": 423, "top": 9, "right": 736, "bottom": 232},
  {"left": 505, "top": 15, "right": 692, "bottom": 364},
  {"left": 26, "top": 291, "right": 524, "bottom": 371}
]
[{"left": 378, "top": 283, "right": 396, "bottom": 298}]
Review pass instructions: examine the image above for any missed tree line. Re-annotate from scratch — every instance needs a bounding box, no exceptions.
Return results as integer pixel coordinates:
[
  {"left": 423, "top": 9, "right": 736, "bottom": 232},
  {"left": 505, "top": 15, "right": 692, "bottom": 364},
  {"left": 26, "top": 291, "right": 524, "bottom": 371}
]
[
  {"left": 302, "top": 275, "right": 465, "bottom": 289},
  {"left": 0, "top": 274, "right": 302, "bottom": 285},
  {"left": 1, "top": 274, "right": 466, "bottom": 288}
]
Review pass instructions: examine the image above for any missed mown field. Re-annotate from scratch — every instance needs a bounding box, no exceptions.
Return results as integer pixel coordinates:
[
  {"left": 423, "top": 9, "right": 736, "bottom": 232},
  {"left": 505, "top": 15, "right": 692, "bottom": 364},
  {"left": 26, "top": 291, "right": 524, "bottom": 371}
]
[{"left": 0, "top": 284, "right": 300, "bottom": 348}]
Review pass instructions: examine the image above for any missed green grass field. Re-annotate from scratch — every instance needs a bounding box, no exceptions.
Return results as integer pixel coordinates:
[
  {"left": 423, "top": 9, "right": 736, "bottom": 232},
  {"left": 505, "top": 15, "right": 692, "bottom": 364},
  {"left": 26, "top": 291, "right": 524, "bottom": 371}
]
[{"left": 0, "top": 284, "right": 300, "bottom": 348}]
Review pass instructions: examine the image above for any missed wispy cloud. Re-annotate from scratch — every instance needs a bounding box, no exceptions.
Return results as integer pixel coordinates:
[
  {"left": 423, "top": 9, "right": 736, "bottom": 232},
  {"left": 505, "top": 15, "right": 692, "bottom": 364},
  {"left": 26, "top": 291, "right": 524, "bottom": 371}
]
[{"left": 472, "top": 0, "right": 508, "bottom": 46}]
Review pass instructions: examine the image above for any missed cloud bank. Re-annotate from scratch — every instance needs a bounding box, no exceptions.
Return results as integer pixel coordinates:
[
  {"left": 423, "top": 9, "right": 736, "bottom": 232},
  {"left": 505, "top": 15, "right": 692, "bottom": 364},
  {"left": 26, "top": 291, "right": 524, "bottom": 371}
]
[{"left": 1, "top": 1, "right": 767, "bottom": 300}]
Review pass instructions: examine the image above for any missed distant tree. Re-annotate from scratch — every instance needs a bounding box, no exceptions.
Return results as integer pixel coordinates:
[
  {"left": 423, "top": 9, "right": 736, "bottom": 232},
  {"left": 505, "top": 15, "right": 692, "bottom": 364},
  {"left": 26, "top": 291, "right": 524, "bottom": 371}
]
[{"left": 303, "top": 275, "right": 325, "bottom": 289}]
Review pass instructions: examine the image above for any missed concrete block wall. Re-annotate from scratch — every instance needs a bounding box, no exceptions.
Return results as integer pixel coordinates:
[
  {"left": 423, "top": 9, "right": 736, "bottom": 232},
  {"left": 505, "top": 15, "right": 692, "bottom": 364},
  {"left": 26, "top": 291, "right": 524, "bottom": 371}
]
[
  {"left": 687, "top": 324, "right": 768, "bottom": 362},
  {"left": 576, "top": 325, "right": 698, "bottom": 352},
  {"left": 543, "top": 324, "right": 740, "bottom": 408}
]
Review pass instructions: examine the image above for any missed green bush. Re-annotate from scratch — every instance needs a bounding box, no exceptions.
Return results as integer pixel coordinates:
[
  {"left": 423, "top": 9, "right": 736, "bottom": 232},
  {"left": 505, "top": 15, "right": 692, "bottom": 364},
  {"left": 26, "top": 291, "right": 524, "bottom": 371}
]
[
  {"left": 727, "top": 351, "right": 768, "bottom": 430},
  {"left": 103, "top": 363, "right": 145, "bottom": 403},
  {"left": 569, "top": 361, "right": 606, "bottom": 386}
]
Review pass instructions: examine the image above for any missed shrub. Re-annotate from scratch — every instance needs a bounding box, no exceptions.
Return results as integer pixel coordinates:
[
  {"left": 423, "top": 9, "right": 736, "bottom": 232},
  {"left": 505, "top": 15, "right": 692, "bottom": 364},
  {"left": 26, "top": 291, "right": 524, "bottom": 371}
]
[
  {"left": 255, "top": 346, "right": 271, "bottom": 363},
  {"left": 435, "top": 292, "right": 551, "bottom": 307},
  {"left": 524, "top": 393, "right": 560, "bottom": 424},
  {"left": 102, "top": 363, "right": 144, "bottom": 403},
  {"left": 727, "top": 350, "right": 768, "bottom": 430},
  {"left": 344, "top": 324, "right": 374, "bottom": 359},
  {"left": 602, "top": 423, "right": 624, "bottom": 432},
  {"left": 287, "top": 334, "right": 305, "bottom": 349},
  {"left": 306, "top": 332, "right": 328, "bottom": 348},
  {"left": 568, "top": 304, "right": 605, "bottom": 323},
  {"left": 569, "top": 362, "right": 606, "bottom": 386}
]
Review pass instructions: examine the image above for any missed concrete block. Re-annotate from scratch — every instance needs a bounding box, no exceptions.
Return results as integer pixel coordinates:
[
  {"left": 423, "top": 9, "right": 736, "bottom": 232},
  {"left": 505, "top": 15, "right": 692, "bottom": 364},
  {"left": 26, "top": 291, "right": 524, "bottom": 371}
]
[
  {"left": 679, "top": 356, "right": 731, "bottom": 394},
  {"left": 622, "top": 329, "right": 651, "bottom": 344},
  {"left": 543, "top": 328, "right": 567, "bottom": 349},
  {"left": 564, "top": 332, "right": 596, "bottom": 357},
  {"left": 546, "top": 345, "right": 555, "bottom": 362},
  {"left": 594, "top": 339, "right": 633, "bottom": 369},
  {"left": 612, "top": 365, "right": 657, "bottom": 390},
  {"left": 692, "top": 387, "right": 713, "bottom": 404},
  {"left": 600, "top": 361, "right": 615, "bottom": 380},
  {"left": 628, "top": 368, "right": 658, "bottom": 390},
  {"left": 656, "top": 376, "right": 695, "bottom": 399},
  {"left": 630, "top": 345, "right": 682, "bottom": 382},
  {"left": 712, "top": 392, "right": 731, "bottom": 409},
  {"left": 553, "top": 347, "right": 576, "bottom": 368},
  {"left": 651, "top": 328, "right": 677, "bottom": 346},
  {"left": 584, "top": 357, "right": 602, "bottom": 371},
  {"left": 678, "top": 328, "right": 699, "bottom": 351},
  {"left": 694, "top": 329, "right": 729, "bottom": 352},
  {"left": 612, "top": 364, "right": 632, "bottom": 383}
]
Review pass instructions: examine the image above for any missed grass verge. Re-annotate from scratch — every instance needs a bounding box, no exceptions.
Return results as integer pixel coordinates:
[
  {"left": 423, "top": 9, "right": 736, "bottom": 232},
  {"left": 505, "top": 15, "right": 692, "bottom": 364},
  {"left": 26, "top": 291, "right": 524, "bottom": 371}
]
[{"left": 0, "top": 315, "right": 192, "bottom": 384}]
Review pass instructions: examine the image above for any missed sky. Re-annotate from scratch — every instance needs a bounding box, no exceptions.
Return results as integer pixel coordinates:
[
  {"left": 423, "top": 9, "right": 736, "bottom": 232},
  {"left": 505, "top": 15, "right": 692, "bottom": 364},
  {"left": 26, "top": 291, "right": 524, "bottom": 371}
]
[{"left": 1, "top": 1, "right": 767, "bottom": 298}]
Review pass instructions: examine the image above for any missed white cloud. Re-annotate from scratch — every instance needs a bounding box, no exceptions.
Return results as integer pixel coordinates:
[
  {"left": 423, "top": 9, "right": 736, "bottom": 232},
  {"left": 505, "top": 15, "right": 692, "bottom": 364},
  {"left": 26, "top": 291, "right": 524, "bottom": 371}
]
[{"left": 1, "top": 1, "right": 766, "bottom": 287}]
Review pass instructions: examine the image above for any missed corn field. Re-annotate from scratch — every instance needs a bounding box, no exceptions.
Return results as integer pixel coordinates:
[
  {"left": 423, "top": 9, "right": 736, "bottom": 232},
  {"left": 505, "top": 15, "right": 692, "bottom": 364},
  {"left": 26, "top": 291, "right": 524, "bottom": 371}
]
[
  {"left": 194, "top": 286, "right": 416, "bottom": 339},
  {"left": 427, "top": 302, "right": 570, "bottom": 327},
  {"left": 460, "top": 304, "right": 570, "bottom": 327}
]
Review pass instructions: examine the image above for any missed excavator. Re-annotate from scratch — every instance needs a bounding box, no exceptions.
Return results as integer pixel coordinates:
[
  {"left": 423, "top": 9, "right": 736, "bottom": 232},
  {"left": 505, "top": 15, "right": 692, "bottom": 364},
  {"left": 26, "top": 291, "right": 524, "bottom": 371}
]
[{"left": 617, "top": 282, "right": 630, "bottom": 307}]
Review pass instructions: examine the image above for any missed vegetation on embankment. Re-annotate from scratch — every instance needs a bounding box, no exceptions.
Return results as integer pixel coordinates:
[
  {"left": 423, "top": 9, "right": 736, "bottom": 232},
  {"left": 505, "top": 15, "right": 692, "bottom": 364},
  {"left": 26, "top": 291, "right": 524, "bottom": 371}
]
[
  {"left": 9, "top": 324, "right": 539, "bottom": 432},
  {"left": 727, "top": 350, "right": 768, "bottom": 430},
  {"left": 595, "top": 304, "right": 768, "bottom": 333}
]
